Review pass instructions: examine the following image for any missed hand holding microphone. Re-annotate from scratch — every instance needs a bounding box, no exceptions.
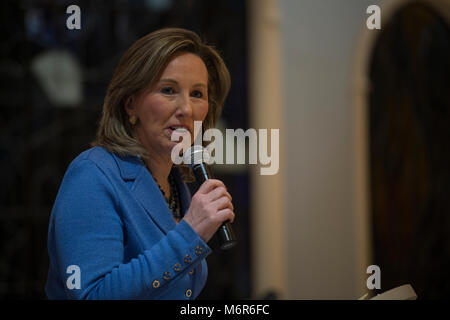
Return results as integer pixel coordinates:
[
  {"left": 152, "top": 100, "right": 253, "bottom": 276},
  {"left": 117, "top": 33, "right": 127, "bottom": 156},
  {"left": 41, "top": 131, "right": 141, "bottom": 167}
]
[{"left": 182, "top": 146, "right": 237, "bottom": 250}]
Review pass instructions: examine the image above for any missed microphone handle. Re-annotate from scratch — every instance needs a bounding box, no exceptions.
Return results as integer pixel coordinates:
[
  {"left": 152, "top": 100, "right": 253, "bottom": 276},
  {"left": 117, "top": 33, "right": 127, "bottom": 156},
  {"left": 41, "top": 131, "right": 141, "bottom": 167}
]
[{"left": 192, "top": 164, "right": 237, "bottom": 250}]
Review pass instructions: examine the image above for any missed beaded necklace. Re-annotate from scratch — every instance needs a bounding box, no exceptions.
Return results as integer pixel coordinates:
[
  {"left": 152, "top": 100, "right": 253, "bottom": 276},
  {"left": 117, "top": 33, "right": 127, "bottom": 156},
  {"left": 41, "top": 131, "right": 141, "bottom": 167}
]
[{"left": 156, "top": 173, "right": 182, "bottom": 220}]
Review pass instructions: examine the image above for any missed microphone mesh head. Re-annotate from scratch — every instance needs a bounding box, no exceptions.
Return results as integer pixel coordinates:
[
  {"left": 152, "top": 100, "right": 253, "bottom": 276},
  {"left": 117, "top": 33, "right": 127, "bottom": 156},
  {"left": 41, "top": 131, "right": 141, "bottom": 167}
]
[{"left": 183, "top": 145, "right": 210, "bottom": 167}]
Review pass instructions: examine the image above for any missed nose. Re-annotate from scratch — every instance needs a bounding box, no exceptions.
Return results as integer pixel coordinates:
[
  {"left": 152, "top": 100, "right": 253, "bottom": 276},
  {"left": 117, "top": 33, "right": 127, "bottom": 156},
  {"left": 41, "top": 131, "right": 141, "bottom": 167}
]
[{"left": 176, "top": 93, "right": 193, "bottom": 118}]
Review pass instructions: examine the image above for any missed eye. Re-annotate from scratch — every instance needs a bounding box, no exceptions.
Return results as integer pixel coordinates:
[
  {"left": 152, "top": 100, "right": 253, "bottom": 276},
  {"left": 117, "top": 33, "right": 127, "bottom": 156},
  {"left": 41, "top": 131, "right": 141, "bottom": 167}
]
[
  {"left": 191, "top": 90, "right": 204, "bottom": 98},
  {"left": 161, "top": 87, "right": 175, "bottom": 95}
]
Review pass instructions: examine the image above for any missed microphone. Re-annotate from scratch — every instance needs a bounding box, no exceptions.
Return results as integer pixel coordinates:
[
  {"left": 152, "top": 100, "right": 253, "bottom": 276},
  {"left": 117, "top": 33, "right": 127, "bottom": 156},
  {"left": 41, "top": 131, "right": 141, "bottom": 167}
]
[{"left": 183, "top": 145, "right": 237, "bottom": 250}]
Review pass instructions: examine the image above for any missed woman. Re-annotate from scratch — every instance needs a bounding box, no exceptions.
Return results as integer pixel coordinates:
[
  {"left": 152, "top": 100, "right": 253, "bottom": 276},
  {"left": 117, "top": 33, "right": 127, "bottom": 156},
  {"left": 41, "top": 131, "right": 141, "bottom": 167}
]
[{"left": 45, "top": 28, "right": 235, "bottom": 299}]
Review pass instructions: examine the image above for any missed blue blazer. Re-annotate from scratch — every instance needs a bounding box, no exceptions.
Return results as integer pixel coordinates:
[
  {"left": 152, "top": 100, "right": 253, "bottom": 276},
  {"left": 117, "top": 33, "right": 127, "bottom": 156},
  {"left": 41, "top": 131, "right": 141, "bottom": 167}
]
[{"left": 45, "top": 146, "right": 211, "bottom": 299}]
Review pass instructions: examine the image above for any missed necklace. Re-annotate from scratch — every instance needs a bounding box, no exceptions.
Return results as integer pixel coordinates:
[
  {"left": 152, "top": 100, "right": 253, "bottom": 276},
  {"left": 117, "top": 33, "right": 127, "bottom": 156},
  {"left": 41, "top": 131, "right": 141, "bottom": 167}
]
[{"left": 156, "top": 173, "right": 182, "bottom": 220}]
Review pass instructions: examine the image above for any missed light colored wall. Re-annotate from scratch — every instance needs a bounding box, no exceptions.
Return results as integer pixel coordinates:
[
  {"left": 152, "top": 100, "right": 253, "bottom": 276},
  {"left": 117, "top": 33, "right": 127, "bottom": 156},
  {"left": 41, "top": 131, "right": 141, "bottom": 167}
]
[
  {"left": 278, "top": 0, "right": 385, "bottom": 299},
  {"left": 249, "top": 0, "right": 383, "bottom": 299}
]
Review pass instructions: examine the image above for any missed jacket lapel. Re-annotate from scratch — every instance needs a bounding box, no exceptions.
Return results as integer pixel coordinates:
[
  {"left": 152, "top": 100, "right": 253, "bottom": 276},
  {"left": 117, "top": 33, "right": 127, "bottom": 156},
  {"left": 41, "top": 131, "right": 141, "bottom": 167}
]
[
  {"left": 132, "top": 166, "right": 177, "bottom": 234},
  {"left": 112, "top": 153, "right": 176, "bottom": 234}
]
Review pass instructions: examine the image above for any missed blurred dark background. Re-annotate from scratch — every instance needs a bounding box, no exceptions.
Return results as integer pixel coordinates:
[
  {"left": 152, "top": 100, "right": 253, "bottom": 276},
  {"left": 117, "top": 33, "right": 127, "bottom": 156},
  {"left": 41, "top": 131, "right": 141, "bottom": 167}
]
[{"left": 0, "top": 0, "right": 250, "bottom": 299}]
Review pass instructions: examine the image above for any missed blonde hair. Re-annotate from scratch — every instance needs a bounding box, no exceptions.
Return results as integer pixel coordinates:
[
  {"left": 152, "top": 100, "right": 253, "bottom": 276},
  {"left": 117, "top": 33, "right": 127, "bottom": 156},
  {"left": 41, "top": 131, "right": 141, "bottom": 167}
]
[{"left": 92, "top": 28, "right": 231, "bottom": 179}]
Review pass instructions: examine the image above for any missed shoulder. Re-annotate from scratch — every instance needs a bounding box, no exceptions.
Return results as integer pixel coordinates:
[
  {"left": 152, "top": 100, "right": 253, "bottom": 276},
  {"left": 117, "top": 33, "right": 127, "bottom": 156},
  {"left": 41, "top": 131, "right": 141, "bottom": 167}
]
[
  {"left": 61, "top": 147, "right": 147, "bottom": 198},
  {"left": 65, "top": 146, "right": 129, "bottom": 180},
  {"left": 56, "top": 147, "right": 122, "bottom": 201},
  {"left": 69, "top": 146, "right": 115, "bottom": 170},
  {"left": 51, "top": 148, "right": 124, "bottom": 222},
  {"left": 58, "top": 147, "right": 114, "bottom": 188}
]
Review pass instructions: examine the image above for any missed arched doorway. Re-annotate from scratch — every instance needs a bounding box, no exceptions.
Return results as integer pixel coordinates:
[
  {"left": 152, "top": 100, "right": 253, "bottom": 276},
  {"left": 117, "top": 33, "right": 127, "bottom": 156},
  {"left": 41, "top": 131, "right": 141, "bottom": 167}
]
[{"left": 365, "top": 0, "right": 450, "bottom": 298}]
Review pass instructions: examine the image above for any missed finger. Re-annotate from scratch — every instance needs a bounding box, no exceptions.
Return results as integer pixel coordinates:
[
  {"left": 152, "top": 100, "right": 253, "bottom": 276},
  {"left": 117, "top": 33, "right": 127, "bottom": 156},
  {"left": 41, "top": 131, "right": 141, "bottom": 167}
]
[
  {"left": 217, "top": 208, "right": 235, "bottom": 223},
  {"left": 197, "top": 179, "right": 226, "bottom": 194},
  {"left": 211, "top": 196, "right": 234, "bottom": 212},
  {"left": 205, "top": 186, "right": 232, "bottom": 202}
]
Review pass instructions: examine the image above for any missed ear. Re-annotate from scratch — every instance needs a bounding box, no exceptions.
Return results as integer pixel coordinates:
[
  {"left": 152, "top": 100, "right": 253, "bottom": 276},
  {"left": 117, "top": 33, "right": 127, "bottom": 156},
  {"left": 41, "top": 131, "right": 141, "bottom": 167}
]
[{"left": 124, "top": 95, "right": 136, "bottom": 116}]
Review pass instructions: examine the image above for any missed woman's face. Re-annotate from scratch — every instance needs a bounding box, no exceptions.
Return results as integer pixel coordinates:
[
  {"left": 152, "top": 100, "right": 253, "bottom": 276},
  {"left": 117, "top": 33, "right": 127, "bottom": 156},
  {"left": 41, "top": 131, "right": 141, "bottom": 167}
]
[{"left": 126, "top": 52, "right": 209, "bottom": 158}]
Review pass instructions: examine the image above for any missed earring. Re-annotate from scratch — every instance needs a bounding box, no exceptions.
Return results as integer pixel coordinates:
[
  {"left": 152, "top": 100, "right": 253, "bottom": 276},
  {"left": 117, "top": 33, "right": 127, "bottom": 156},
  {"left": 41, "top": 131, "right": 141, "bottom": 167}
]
[{"left": 129, "top": 115, "right": 137, "bottom": 125}]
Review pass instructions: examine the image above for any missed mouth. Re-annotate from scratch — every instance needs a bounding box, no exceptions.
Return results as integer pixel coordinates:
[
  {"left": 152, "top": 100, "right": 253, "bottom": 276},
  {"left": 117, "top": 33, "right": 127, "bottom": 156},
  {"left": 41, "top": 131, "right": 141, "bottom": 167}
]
[{"left": 167, "top": 125, "right": 191, "bottom": 138}]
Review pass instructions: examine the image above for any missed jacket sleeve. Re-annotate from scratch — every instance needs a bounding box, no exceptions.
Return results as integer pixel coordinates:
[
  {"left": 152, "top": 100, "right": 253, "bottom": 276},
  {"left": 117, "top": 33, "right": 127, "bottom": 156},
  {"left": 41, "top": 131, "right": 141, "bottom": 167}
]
[{"left": 49, "top": 159, "right": 211, "bottom": 299}]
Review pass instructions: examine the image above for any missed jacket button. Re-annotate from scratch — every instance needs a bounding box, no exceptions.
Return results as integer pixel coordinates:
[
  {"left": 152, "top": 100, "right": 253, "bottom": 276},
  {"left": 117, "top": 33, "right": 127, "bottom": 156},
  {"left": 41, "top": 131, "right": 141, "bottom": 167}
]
[
  {"left": 174, "top": 263, "right": 181, "bottom": 272},
  {"left": 163, "top": 272, "right": 171, "bottom": 280},
  {"left": 185, "top": 289, "right": 192, "bottom": 298},
  {"left": 152, "top": 280, "right": 160, "bottom": 288},
  {"left": 184, "top": 254, "right": 192, "bottom": 264},
  {"left": 195, "top": 246, "right": 203, "bottom": 255}
]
